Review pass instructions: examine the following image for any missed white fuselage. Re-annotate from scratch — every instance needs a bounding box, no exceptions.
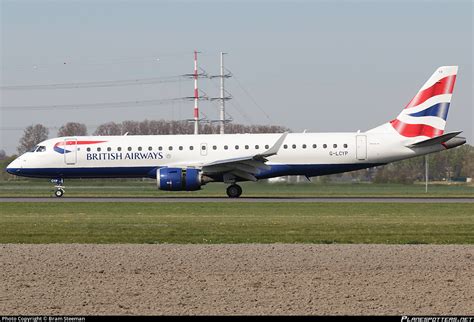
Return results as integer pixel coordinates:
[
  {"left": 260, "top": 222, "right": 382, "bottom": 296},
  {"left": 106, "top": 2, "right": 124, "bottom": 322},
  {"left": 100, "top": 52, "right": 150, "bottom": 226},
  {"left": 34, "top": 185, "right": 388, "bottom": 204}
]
[{"left": 6, "top": 131, "right": 444, "bottom": 180}]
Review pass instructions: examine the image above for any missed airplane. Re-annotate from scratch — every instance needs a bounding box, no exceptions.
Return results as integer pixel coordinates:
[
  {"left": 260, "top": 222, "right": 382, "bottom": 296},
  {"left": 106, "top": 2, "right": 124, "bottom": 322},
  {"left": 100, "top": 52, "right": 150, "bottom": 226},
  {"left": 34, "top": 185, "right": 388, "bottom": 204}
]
[{"left": 6, "top": 66, "right": 466, "bottom": 198}]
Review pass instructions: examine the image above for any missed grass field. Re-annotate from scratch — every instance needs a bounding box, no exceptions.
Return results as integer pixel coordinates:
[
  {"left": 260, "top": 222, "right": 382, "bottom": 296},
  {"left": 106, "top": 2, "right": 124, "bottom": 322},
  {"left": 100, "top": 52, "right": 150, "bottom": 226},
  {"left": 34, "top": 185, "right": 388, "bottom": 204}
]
[
  {"left": 1, "top": 202, "right": 472, "bottom": 244},
  {"left": 1, "top": 179, "right": 473, "bottom": 197}
]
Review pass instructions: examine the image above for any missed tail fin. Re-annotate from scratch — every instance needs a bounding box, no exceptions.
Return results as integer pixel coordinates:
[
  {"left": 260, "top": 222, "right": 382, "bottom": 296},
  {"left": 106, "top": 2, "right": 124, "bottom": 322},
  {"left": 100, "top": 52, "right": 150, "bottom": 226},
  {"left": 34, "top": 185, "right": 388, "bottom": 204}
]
[{"left": 389, "top": 66, "right": 458, "bottom": 138}]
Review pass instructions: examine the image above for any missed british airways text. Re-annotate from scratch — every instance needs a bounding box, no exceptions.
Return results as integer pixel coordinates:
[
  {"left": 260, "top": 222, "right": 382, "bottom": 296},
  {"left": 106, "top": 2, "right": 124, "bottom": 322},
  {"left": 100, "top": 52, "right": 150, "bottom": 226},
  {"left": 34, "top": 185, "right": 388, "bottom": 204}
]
[{"left": 86, "top": 152, "right": 164, "bottom": 161}]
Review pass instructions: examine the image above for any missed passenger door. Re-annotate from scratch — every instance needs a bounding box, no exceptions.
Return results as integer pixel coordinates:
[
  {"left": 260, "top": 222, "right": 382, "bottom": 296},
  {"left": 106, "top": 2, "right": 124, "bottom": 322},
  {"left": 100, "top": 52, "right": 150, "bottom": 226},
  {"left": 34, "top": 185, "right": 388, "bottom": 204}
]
[
  {"left": 356, "top": 135, "right": 367, "bottom": 160},
  {"left": 64, "top": 138, "right": 77, "bottom": 165}
]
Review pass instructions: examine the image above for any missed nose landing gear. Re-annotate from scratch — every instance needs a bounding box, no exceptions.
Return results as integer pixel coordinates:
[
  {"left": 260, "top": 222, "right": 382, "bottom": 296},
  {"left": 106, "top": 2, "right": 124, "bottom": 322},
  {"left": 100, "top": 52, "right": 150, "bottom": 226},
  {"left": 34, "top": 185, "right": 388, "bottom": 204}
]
[
  {"left": 226, "top": 184, "right": 242, "bottom": 198},
  {"left": 54, "top": 188, "right": 64, "bottom": 198},
  {"left": 51, "top": 178, "right": 65, "bottom": 198}
]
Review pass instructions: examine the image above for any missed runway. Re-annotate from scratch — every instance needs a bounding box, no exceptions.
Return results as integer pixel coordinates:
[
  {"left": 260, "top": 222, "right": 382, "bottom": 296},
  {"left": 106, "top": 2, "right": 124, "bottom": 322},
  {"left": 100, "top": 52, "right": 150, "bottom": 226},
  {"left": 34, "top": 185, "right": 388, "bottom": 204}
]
[{"left": 1, "top": 197, "right": 473, "bottom": 203}]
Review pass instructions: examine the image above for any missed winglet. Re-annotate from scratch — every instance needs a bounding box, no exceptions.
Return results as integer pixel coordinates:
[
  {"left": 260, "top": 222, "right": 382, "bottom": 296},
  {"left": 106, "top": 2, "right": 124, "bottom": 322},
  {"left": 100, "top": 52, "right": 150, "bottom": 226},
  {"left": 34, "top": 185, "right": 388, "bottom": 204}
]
[{"left": 257, "top": 132, "right": 288, "bottom": 160}]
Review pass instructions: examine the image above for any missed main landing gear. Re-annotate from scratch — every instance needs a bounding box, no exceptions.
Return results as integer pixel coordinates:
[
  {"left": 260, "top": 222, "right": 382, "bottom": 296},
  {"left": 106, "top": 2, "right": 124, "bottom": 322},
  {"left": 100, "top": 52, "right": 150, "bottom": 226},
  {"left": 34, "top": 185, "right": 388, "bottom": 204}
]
[
  {"left": 51, "top": 178, "right": 65, "bottom": 198},
  {"left": 226, "top": 184, "right": 242, "bottom": 198}
]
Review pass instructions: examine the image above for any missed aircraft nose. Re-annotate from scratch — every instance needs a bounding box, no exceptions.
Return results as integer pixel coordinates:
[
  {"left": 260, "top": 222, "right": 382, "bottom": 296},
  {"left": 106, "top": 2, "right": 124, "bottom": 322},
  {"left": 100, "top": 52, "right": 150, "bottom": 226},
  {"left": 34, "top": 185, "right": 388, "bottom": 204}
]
[{"left": 6, "top": 158, "right": 22, "bottom": 175}]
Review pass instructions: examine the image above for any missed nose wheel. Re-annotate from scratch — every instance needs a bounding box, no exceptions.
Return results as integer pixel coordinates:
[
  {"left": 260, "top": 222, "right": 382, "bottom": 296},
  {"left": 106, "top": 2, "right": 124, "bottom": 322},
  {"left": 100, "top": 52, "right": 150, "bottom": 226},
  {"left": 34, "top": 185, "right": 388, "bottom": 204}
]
[
  {"left": 51, "top": 178, "right": 65, "bottom": 198},
  {"left": 54, "top": 188, "right": 64, "bottom": 198},
  {"left": 226, "top": 184, "right": 242, "bottom": 198}
]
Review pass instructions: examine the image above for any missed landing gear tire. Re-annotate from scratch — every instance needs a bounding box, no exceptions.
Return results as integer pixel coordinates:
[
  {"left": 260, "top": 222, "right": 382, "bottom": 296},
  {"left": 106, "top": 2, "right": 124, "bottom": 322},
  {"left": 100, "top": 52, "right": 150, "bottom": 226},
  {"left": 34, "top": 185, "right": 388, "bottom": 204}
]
[
  {"left": 226, "top": 184, "right": 242, "bottom": 198},
  {"left": 51, "top": 178, "right": 65, "bottom": 198},
  {"left": 54, "top": 188, "right": 64, "bottom": 198}
]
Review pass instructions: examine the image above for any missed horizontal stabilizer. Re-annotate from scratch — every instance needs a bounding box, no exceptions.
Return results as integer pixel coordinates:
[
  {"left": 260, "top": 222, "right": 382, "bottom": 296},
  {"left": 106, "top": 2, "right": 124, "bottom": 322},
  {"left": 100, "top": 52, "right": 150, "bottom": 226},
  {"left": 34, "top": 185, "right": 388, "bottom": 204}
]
[{"left": 407, "top": 131, "right": 462, "bottom": 148}]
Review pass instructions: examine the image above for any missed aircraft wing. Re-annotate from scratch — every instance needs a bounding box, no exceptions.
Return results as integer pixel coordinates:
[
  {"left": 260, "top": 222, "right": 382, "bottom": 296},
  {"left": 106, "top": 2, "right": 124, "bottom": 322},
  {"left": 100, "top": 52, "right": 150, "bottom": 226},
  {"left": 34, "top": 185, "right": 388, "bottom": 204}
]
[{"left": 201, "top": 132, "right": 288, "bottom": 182}]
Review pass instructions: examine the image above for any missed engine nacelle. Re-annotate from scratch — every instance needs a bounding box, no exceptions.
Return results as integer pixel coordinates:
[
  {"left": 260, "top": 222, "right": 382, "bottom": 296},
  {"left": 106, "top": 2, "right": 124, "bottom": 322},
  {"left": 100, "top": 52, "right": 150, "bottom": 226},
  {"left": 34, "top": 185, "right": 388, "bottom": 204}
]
[{"left": 157, "top": 167, "right": 202, "bottom": 191}]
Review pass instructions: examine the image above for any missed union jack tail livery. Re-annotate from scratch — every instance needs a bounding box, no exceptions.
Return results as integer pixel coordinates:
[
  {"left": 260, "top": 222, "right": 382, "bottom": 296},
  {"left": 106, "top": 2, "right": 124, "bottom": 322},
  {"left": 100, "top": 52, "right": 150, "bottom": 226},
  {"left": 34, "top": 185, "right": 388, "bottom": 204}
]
[{"left": 390, "top": 66, "right": 457, "bottom": 138}]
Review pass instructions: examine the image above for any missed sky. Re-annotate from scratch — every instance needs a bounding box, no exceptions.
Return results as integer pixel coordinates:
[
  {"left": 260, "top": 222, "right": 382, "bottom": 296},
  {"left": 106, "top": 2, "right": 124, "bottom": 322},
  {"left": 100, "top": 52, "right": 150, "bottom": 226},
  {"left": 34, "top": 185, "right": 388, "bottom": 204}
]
[{"left": 1, "top": 0, "right": 472, "bottom": 154}]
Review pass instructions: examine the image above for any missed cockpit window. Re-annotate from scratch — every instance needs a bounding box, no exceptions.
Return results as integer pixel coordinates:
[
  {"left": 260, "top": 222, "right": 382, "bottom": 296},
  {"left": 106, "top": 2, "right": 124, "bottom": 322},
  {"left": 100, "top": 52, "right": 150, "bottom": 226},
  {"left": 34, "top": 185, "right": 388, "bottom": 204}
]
[
  {"left": 36, "top": 146, "right": 46, "bottom": 152},
  {"left": 28, "top": 146, "right": 38, "bottom": 152}
]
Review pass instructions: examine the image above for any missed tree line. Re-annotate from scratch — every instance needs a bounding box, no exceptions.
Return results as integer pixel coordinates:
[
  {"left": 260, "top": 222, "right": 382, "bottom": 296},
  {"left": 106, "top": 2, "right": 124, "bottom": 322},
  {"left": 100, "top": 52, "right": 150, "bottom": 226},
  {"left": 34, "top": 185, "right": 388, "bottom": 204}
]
[
  {"left": 372, "top": 144, "right": 473, "bottom": 183},
  {"left": 322, "top": 144, "right": 473, "bottom": 184}
]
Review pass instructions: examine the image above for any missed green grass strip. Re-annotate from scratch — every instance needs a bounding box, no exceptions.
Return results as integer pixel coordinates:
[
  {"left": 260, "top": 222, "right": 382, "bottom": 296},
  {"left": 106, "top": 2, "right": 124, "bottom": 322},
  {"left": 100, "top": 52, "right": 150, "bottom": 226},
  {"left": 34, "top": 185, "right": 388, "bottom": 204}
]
[{"left": 1, "top": 202, "right": 472, "bottom": 244}]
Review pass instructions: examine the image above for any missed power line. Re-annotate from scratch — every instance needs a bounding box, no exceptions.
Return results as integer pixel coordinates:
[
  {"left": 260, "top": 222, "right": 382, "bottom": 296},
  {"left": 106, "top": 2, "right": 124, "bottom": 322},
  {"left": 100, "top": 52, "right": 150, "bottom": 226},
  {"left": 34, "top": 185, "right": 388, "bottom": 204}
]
[
  {"left": 1, "top": 97, "right": 189, "bottom": 111},
  {"left": 1, "top": 75, "right": 191, "bottom": 90},
  {"left": 227, "top": 94, "right": 255, "bottom": 124},
  {"left": 2, "top": 53, "right": 274, "bottom": 127},
  {"left": 231, "top": 72, "right": 272, "bottom": 121},
  {"left": 207, "top": 76, "right": 249, "bottom": 123}
]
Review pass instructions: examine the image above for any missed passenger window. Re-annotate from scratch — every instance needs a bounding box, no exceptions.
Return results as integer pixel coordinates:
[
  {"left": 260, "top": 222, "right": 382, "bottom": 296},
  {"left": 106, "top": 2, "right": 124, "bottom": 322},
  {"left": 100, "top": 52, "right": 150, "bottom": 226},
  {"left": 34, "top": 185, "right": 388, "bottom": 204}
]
[
  {"left": 148, "top": 146, "right": 153, "bottom": 151},
  {"left": 302, "top": 144, "right": 307, "bottom": 149},
  {"left": 312, "top": 144, "right": 317, "bottom": 149},
  {"left": 179, "top": 146, "right": 183, "bottom": 151},
  {"left": 201, "top": 145, "right": 206, "bottom": 150},
  {"left": 255, "top": 145, "right": 259, "bottom": 149},
  {"left": 333, "top": 144, "right": 337, "bottom": 148},
  {"left": 323, "top": 144, "right": 327, "bottom": 149},
  {"left": 224, "top": 145, "right": 228, "bottom": 150},
  {"left": 107, "top": 147, "right": 111, "bottom": 152},
  {"left": 283, "top": 145, "right": 288, "bottom": 149},
  {"left": 292, "top": 144, "right": 296, "bottom": 149},
  {"left": 245, "top": 145, "right": 249, "bottom": 149},
  {"left": 87, "top": 147, "right": 91, "bottom": 152},
  {"left": 138, "top": 147, "right": 142, "bottom": 151},
  {"left": 168, "top": 146, "right": 173, "bottom": 151},
  {"left": 235, "top": 145, "right": 239, "bottom": 150},
  {"left": 118, "top": 147, "right": 122, "bottom": 151},
  {"left": 97, "top": 147, "right": 101, "bottom": 152},
  {"left": 189, "top": 146, "right": 194, "bottom": 150},
  {"left": 158, "top": 146, "right": 163, "bottom": 151},
  {"left": 265, "top": 145, "right": 269, "bottom": 149},
  {"left": 344, "top": 144, "right": 348, "bottom": 148},
  {"left": 128, "top": 147, "right": 132, "bottom": 151},
  {"left": 213, "top": 145, "right": 217, "bottom": 150}
]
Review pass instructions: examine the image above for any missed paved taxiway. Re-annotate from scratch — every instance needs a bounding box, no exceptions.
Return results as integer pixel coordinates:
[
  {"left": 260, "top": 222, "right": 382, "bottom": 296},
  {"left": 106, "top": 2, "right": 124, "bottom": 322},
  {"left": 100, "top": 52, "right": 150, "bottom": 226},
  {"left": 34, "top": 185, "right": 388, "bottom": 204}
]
[{"left": 0, "top": 197, "right": 473, "bottom": 203}]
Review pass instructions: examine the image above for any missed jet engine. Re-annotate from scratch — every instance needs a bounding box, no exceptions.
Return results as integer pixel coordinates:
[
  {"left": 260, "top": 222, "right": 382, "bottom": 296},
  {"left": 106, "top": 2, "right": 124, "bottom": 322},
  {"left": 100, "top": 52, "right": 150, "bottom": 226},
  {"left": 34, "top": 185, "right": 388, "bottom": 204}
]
[{"left": 157, "top": 167, "right": 203, "bottom": 191}]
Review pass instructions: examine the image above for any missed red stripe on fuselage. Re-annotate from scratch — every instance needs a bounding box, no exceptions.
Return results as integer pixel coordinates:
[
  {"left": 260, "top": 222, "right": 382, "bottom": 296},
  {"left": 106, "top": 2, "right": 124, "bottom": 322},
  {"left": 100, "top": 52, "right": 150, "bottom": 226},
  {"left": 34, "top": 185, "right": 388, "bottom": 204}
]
[
  {"left": 75, "top": 140, "right": 107, "bottom": 145},
  {"left": 55, "top": 140, "right": 107, "bottom": 147},
  {"left": 405, "top": 75, "right": 456, "bottom": 109},
  {"left": 390, "top": 119, "right": 444, "bottom": 138}
]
